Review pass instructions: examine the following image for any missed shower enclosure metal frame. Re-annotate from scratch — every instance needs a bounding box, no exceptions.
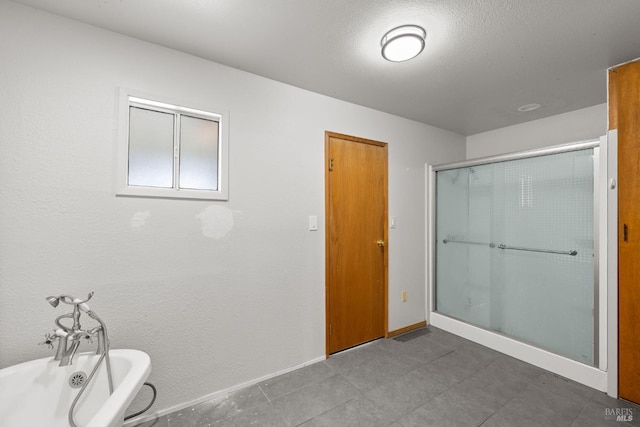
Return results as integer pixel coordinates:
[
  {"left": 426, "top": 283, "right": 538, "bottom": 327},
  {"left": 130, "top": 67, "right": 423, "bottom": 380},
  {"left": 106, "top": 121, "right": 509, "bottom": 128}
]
[{"left": 427, "top": 139, "right": 605, "bottom": 388}]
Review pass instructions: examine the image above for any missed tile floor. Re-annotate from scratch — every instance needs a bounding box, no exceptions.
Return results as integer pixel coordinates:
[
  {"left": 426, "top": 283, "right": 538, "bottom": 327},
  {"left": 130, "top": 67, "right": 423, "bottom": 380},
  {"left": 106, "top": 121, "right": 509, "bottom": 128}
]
[{"left": 134, "top": 327, "right": 640, "bottom": 426}]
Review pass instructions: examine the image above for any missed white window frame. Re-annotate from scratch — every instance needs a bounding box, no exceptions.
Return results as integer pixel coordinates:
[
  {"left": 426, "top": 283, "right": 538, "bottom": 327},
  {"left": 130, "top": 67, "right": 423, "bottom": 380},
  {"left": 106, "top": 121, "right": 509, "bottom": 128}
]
[{"left": 116, "top": 88, "right": 229, "bottom": 200}]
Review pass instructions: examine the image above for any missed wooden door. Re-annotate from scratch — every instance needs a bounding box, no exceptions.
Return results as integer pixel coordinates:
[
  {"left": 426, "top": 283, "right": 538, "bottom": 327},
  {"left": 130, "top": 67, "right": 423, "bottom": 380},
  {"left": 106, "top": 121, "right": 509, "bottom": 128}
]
[
  {"left": 609, "top": 60, "right": 640, "bottom": 404},
  {"left": 325, "top": 132, "right": 388, "bottom": 355}
]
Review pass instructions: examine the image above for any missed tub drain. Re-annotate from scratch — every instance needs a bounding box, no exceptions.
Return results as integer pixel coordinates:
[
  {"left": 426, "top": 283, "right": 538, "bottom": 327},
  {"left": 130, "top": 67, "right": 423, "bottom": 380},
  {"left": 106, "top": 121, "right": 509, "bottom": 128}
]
[{"left": 69, "top": 371, "right": 87, "bottom": 388}]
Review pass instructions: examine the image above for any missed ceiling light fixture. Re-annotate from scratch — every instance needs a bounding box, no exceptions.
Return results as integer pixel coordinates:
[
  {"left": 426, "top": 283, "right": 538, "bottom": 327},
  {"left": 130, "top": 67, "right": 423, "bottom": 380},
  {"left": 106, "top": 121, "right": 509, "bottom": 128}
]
[
  {"left": 517, "top": 103, "right": 541, "bottom": 112},
  {"left": 381, "top": 25, "right": 426, "bottom": 62}
]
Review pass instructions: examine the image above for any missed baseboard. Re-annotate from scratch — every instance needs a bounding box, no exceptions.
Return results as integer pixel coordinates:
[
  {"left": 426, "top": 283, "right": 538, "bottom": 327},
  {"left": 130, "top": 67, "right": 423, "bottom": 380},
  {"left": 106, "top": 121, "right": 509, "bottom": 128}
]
[
  {"left": 123, "top": 355, "right": 326, "bottom": 426},
  {"left": 387, "top": 320, "right": 427, "bottom": 338}
]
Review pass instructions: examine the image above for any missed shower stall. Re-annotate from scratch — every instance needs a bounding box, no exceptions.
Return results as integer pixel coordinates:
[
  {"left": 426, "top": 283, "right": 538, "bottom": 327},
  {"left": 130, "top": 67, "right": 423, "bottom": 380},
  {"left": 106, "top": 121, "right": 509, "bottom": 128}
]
[{"left": 428, "top": 140, "right": 608, "bottom": 390}]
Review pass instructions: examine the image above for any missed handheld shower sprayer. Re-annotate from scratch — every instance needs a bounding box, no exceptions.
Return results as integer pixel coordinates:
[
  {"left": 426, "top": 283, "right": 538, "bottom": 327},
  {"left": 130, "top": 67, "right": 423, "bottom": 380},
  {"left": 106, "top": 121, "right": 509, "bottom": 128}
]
[
  {"left": 45, "top": 292, "right": 94, "bottom": 313},
  {"left": 45, "top": 296, "right": 60, "bottom": 308}
]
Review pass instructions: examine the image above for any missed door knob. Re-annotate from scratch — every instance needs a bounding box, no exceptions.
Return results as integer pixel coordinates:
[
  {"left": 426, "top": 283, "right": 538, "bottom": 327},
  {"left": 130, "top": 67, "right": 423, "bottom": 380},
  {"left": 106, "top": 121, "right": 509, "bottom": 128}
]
[{"left": 377, "top": 240, "right": 385, "bottom": 247}]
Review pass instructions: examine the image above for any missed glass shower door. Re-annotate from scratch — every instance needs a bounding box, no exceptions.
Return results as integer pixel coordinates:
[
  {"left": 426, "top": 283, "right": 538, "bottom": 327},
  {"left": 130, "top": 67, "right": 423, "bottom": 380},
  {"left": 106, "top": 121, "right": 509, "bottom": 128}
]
[
  {"left": 435, "top": 165, "right": 493, "bottom": 330},
  {"left": 435, "top": 148, "right": 595, "bottom": 365}
]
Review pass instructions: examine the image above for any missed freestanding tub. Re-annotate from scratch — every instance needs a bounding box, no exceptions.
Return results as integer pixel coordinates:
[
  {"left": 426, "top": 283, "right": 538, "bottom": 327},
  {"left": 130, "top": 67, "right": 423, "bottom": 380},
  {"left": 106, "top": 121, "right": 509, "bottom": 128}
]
[{"left": 0, "top": 349, "right": 151, "bottom": 427}]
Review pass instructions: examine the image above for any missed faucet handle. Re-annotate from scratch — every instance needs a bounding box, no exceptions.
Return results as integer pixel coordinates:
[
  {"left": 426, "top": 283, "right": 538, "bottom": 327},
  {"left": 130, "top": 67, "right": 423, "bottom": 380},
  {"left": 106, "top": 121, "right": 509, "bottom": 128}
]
[
  {"left": 83, "top": 333, "right": 94, "bottom": 344},
  {"left": 38, "top": 332, "right": 55, "bottom": 350}
]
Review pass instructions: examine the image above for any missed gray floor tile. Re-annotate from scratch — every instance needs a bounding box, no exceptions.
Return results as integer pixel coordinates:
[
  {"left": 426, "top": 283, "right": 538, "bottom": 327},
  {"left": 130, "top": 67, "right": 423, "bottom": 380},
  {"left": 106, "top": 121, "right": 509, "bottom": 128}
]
[
  {"left": 372, "top": 337, "right": 405, "bottom": 353},
  {"left": 393, "top": 327, "right": 431, "bottom": 342},
  {"left": 455, "top": 341, "right": 502, "bottom": 367},
  {"left": 571, "top": 400, "right": 636, "bottom": 427},
  {"left": 270, "top": 374, "right": 361, "bottom": 426},
  {"left": 377, "top": 334, "right": 454, "bottom": 369},
  {"left": 365, "top": 364, "right": 459, "bottom": 420},
  {"left": 132, "top": 415, "right": 170, "bottom": 427},
  {"left": 141, "top": 327, "right": 616, "bottom": 427},
  {"left": 482, "top": 354, "right": 546, "bottom": 382},
  {"left": 591, "top": 392, "right": 626, "bottom": 407},
  {"left": 210, "top": 402, "right": 285, "bottom": 427},
  {"left": 446, "top": 364, "right": 530, "bottom": 412},
  {"left": 337, "top": 352, "right": 414, "bottom": 392},
  {"left": 426, "top": 327, "right": 468, "bottom": 349},
  {"left": 260, "top": 361, "right": 334, "bottom": 400},
  {"left": 482, "top": 383, "right": 585, "bottom": 427},
  {"left": 399, "top": 389, "right": 495, "bottom": 427},
  {"left": 402, "top": 336, "right": 455, "bottom": 365},
  {"left": 325, "top": 342, "right": 388, "bottom": 373},
  {"left": 586, "top": 395, "right": 640, "bottom": 426},
  {"left": 535, "top": 372, "right": 597, "bottom": 405},
  {"left": 167, "top": 384, "right": 268, "bottom": 426},
  {"left": 591, "top": 392, "right": 640, "bottom": 412},
  {"left": 167, "top": 400, "right": 221, "bottom": 427},
  {"left": 300, "top": 396, "right": 391, "bottom": 427},
  {"left": 416, "top": 358, "right": 472, "bottom": 387},
  {"left": 425, "top": 349, "right": 486, "bottom": 383}
]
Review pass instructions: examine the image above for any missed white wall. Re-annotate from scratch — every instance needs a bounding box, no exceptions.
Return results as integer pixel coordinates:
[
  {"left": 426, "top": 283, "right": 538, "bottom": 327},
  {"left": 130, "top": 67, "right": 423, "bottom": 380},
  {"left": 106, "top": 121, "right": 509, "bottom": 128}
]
[
  {"left": 0, "top": 1, "right": 465, "bottom": 417},
  {"left": 466, "top": 104, "right": 607, "bottom": 159}
]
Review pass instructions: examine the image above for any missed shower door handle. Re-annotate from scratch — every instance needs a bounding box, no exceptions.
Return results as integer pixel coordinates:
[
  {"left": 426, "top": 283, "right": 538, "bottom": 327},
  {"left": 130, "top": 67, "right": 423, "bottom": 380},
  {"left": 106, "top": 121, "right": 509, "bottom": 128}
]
[{"left": 497, "top": 244, "right": 577, "bottom": 256}]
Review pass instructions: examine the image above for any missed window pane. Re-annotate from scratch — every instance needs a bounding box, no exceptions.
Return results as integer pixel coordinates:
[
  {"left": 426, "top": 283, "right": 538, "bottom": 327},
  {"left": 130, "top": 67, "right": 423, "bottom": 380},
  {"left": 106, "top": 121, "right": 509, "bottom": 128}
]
[
  {"left": 128, "top": 107, "right": 174, "bottom": 188},
  {"left": 179, "top": 115, "right": 219, "bottom": 190}
]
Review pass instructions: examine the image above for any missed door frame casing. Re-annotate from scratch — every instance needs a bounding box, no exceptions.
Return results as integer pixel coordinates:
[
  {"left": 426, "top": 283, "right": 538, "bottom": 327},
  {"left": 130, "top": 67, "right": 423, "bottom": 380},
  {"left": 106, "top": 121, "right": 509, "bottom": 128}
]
[
  {"left": 609, "top": 61, "right": 640, "bottom": 403},
  {"left": 324, "top": 131, "right": 389, "bottom": 356}
]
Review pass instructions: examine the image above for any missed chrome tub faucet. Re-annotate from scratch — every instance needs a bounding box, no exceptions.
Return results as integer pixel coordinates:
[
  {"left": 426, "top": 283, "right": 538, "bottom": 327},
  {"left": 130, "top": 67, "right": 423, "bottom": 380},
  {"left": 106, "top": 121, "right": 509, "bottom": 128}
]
[
  {"left": 40, "top": 292, "right": 114, "bottom": 427},
  {"left": 40, "top": 292, "right": 109, "bottom": 368}
]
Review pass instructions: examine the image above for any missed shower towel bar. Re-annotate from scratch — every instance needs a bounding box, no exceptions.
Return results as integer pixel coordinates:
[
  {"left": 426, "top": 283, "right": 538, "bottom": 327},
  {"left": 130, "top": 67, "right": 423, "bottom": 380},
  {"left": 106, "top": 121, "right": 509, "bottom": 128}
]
[
  {"left": 442, "top": 239, "right": 577, "bottom": 256},
  {"left": 442, "top": 239, "right": 496, "bottom": 247},
  {"left": 497, "top": 244, "right": 577, "bottom": 256}
]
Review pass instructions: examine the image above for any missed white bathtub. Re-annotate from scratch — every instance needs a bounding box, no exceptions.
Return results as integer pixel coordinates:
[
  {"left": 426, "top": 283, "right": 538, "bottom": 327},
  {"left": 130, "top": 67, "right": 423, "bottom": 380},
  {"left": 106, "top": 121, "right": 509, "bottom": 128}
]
[{"left": 0, "top": 349, "right": 151, "bottom": 427}]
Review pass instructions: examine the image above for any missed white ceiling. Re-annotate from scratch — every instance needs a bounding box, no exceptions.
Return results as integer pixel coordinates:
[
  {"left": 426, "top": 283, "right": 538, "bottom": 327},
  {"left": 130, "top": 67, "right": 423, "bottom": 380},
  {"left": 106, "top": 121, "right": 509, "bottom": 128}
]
[{"left": 12, "top": 0, "right": 640, "bottom": 135}]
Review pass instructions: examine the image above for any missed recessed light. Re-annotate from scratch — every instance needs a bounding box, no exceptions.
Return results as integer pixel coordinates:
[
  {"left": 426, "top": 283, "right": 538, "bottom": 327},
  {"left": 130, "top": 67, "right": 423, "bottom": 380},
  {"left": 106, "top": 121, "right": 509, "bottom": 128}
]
[
  {"left": 381, "top": 25, "right": 426, "bottom": 62},
  {"left": 517, "top": 103, "right": 541, "bottom": 112}
]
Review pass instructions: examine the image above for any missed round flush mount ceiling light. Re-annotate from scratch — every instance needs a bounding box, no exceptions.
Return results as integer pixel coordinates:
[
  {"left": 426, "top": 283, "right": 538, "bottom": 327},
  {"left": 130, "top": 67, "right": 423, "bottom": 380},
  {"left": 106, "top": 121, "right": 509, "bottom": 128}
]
[
  {"left": 517, "top": 103, "right": 542, "bottom": 112},
  {"left": 381, "top": 25, "right": 426, "bottom": 62}
]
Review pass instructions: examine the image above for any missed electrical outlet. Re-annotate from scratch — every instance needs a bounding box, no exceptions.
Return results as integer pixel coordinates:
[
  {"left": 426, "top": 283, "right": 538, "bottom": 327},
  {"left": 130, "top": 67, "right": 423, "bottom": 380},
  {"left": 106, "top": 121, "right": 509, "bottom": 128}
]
[{"left": 401, "top": 290, "right": 407, "bottom": 302}]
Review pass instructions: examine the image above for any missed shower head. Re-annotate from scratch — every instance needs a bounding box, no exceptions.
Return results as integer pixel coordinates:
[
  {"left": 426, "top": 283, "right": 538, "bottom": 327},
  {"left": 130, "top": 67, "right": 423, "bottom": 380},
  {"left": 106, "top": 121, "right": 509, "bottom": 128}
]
[{"left": 45, "top": 296, "right": 60, "bottom": 308}]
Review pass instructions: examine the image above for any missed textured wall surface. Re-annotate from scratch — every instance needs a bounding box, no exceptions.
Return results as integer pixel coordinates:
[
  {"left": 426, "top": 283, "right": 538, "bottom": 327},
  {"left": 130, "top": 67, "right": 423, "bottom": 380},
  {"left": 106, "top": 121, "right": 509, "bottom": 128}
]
[
  {"left": 0, "top": 1, "right": 465, "bottom": 417},
  {"left": 466, "top": 104, "right": 607, "bottom": 159}
]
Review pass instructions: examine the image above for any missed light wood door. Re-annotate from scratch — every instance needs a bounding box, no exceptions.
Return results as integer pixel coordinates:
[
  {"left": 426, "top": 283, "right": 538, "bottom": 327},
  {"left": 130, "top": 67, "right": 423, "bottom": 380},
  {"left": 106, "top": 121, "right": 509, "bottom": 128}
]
[
  {"left": 609, "top": 60, "right": 640, "bottom": 404},
  {"left": 325, "top": 132, "right": 388, "bottom": 355}
]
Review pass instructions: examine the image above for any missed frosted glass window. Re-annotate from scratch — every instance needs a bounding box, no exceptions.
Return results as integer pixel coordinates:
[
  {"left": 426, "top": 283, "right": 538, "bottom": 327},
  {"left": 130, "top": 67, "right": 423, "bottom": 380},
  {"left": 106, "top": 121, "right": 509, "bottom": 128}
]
[
  {"left": 179, "top": 115, "right": 219, "bottom": 191},
  {"left": 117, "top": 91, "right": 229, "bottom": 200},
  {"left": 128, "top": 107, "right": 174, "bottom": 188}
]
